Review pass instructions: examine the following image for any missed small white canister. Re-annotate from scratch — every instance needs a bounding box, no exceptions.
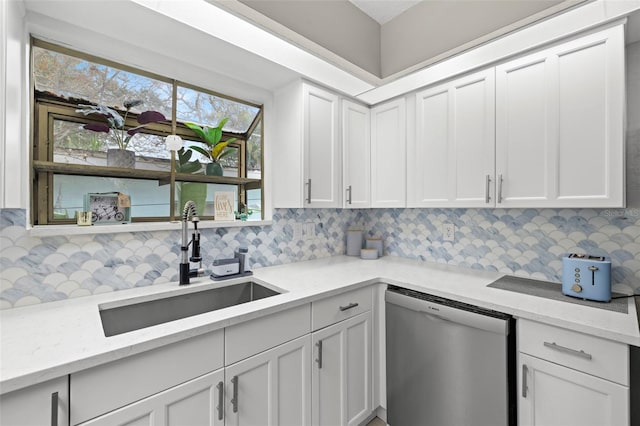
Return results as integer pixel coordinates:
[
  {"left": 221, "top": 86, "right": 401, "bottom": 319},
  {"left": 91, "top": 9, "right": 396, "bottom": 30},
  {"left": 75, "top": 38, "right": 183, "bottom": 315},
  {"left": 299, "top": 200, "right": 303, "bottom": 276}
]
[
  {"left": 346, "top": 229, "right": 364, "bottom": 256},
  {"left": 365, "top": 238, "right": 383, "bottom": 257}
]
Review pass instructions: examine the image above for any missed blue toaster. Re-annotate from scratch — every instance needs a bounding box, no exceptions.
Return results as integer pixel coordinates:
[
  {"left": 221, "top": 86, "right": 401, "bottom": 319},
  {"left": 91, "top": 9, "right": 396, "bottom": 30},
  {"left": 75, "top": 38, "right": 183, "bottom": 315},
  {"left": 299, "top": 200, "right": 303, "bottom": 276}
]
[{"left": 562, "top": 254, "right": 612, "bottom": 302}]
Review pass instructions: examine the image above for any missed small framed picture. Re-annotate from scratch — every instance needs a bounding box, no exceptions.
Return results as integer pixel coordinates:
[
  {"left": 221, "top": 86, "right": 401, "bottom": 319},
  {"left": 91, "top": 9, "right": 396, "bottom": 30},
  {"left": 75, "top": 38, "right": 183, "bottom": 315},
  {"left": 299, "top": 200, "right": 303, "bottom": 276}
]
[{"left": 84, "top": 192, "right": 131, "bottom": 225}]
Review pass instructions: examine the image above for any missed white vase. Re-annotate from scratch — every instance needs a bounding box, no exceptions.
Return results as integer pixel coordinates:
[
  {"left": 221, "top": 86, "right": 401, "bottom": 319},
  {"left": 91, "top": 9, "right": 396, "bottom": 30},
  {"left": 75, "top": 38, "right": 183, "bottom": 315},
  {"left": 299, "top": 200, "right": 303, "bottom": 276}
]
[{"left": 107, "top": 149, "right": 135, "bottom": 168}]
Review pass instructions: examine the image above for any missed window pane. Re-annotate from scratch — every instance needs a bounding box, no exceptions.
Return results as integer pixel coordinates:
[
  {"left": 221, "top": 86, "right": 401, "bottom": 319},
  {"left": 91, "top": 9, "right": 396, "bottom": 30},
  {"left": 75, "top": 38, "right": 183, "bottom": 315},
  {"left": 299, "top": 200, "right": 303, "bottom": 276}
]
[
  {"left": 176, "top": 182, "right": 239, "bottom": 217},
  {"left": 247, "top": 119, "right": 262, "bottom": 179},
  {"left": 33, "top": 46, "right": 172, "bottom": 117},
  {"left": 176, "top": 85, "right": 259, "bottom": 133},
  {"left": 53, "top": 119, "right": 172, "bottom": 171},
  {"left": 246, "top": 189, "right": 262, "bottom": 220},
  {"left": 53, "top": 175, "right": 170, "bottom": 219}
]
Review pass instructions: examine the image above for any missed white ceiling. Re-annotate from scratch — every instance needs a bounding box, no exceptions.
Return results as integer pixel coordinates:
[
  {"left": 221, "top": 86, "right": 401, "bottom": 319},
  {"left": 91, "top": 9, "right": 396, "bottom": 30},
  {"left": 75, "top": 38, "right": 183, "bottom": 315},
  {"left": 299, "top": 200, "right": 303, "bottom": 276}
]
[{"left": 348, "top": 0, "right": 423, "bottom": 24}]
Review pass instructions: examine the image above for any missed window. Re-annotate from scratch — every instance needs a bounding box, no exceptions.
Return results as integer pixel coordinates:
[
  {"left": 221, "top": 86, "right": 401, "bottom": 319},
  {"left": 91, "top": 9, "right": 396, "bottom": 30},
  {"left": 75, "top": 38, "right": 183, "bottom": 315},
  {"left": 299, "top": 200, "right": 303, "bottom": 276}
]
[{"left": 31, "top": 39, "right": 263, "bottom": 225}]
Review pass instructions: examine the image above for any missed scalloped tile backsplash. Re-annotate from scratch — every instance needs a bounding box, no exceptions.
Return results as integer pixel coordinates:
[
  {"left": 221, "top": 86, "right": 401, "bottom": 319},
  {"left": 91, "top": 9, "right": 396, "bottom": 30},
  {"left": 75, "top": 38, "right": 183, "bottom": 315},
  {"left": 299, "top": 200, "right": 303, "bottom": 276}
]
[{"left": 1, "top": 207, "right": 639, "bottom": 309}]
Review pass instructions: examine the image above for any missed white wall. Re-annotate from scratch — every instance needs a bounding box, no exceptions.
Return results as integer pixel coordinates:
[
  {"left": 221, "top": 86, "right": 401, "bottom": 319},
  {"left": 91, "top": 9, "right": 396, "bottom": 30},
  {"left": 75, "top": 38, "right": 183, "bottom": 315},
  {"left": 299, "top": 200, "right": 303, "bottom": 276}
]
[
  {"left": 1, "top": 0, "right": 28, "bottom": 209},
  {"left": 239, "top": 0, "right": 381, "bottom": 77},
  {"left": 380, "top": 1, "right": 571, "bottom": 78}
]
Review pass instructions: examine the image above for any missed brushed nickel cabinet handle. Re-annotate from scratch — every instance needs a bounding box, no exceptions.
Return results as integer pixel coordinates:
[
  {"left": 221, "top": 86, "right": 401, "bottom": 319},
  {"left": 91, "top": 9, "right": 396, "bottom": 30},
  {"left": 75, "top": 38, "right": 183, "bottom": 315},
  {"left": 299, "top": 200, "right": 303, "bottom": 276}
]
[
  {"left": 485, "top": 174, "right": 492, "bottom": 203},
  {"left": 316, "top": 340, "right": 323, "bottom": 369},
  {"left": 339, "top": 302, "right": 359, "bottom": 311},
  {"left": 305, "top": 179, "right": 312, "bottom": 204},
  {"left": 216, "top": 381, "right": 224, "bottom": 421},
  {"left": 522, "top": 365, "right": 528, "bottom": 398},
  {"left": 231, "top": 376, "right": 239, "bottom": 413},
  {"left": 498, "top": 174, "right": 504, "bottom": 203},
  {"left": 50, "top": 392, "right": 58, "bottom": 426},
  {"left": 544, "top": 341, "right": 593, "bottom": 360},
  {"left": 346, "top": 185, "right": 352, "bottom": 205}
]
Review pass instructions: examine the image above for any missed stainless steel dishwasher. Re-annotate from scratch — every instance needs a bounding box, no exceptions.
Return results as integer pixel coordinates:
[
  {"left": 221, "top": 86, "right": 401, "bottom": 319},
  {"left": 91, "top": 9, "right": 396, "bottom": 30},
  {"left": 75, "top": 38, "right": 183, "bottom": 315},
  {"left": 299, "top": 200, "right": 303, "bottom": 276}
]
[{"left": 386, "top": 285, "right": 516, "bottom": 426}]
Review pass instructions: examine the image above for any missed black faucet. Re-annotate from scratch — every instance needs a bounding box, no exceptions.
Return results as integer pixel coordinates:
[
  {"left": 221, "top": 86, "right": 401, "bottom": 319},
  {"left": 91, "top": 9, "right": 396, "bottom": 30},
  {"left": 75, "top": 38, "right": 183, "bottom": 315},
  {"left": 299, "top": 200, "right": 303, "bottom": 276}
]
[{"left": 179, "top": 200, "right": 204, "bottom": 285}]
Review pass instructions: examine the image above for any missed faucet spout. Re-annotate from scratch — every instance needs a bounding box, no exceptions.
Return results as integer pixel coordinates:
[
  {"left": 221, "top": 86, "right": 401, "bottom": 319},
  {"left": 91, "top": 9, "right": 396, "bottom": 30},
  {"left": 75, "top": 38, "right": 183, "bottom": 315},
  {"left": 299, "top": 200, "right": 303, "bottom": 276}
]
[{"left": 180, "top": 201, "right": 203, "bottom": 285}]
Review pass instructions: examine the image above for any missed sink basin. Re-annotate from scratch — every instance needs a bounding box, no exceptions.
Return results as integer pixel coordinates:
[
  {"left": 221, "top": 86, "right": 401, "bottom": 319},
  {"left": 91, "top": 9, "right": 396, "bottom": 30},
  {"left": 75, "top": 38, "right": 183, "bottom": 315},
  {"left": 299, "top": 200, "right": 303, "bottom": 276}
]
[{"left": 99, "top": 281, "right": 281, "bottom": 337}]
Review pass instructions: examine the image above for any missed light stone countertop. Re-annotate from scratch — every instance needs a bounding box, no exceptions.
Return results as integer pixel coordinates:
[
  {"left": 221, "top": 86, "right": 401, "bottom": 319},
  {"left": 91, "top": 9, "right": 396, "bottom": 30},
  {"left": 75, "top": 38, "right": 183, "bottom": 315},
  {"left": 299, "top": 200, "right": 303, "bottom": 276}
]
[{"left": 1, "top": 255, "right": 638, "bottom": 395}]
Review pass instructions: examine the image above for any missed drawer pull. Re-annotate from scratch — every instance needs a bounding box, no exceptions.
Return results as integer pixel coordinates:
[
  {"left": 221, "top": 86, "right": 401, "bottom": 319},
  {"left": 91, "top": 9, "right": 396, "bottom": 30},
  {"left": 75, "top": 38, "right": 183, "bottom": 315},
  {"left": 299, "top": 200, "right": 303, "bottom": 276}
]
[
  {"left": 51, "top": 392, "right": 59, "bottom": 426},
  {"left": 339, "top": 302, "right": 359, "bottom": 311},
  {"left": 521, "top": 365, "right": 528, "bottom": 398},
  {"left": 543, "top": 341, "right": 592, "bottom": 360}
]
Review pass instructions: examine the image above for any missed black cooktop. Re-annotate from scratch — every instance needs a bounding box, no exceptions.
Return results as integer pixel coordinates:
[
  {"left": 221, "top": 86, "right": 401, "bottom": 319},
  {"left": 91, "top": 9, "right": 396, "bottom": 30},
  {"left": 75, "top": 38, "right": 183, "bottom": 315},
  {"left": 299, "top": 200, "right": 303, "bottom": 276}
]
[{"left": 487, "top": 275, "right": 629, "bottom": 314}]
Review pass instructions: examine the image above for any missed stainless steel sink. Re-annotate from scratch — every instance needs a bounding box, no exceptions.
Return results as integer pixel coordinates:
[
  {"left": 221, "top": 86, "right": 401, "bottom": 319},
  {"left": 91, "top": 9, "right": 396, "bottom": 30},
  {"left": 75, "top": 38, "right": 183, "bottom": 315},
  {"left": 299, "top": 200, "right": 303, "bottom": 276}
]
[{"left": 99, "top": 281, "right": 281, "bottom": 337}]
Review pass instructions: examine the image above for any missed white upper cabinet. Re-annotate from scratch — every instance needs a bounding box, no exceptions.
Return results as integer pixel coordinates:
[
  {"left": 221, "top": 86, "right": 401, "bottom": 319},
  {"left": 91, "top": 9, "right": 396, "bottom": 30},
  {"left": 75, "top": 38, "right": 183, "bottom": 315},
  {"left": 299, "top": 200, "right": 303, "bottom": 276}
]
[
  {"left": 409, "top": 69, "right": 495, "bottom": 207},
  {"left": 370, "top": 98, "right": 407, "bottom": 207},
  {"left": 274, "top": 81, "right": 341, "bottom": 208},
  {"left": 495, "top": 25, "right": 625, "bottom": 208},
  {"left": 342, "top": 100, "right": 371, "bottom": 208}
]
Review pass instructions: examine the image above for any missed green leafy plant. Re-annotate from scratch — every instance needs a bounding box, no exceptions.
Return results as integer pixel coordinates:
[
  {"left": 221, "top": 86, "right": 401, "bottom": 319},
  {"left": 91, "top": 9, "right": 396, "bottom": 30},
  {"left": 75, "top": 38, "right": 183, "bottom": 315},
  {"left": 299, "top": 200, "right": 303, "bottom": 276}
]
[
  {"left": 184, "top": 118, "right": 237, "bottom": 163},
  {"left": 176, "top": 147, "right": 202, "bottom": 174},
  {"left": 76, "top": 100, "right": 166, "bottom": 150}
]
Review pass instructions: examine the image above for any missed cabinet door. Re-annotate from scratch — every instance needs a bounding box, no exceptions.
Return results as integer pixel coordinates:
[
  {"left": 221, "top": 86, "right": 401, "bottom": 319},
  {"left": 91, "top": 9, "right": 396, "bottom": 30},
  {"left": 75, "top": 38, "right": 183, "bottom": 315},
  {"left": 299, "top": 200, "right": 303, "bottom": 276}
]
[
  {"left": 312, "top": 311, "right": 373, "bottom": 426},
  {"left": 370, "top": 98, "right": 406, "bottom": 207},
  {"left": 0, "top": 377, "right": 69, "bottom": 426},
  {"left": 225, "top": 335, "right": 311, "bottom": 426},
  {"left": 410, "top": 69, "right": 495, "bottom": 207},
  {"left": 496, "top": 25, "right": 625, "bottom": 207},
  {"left": 342, "top": 99, "right": 371, "bottom": 208},
  {"left": 79, "top": 369, "right": 224, "bottom": 426},
  {"left": 304, "top": 84, "right": 341, "bottom": 207},
  {"left": 519, "top": 353, "right": 628, "bottom": 426}
]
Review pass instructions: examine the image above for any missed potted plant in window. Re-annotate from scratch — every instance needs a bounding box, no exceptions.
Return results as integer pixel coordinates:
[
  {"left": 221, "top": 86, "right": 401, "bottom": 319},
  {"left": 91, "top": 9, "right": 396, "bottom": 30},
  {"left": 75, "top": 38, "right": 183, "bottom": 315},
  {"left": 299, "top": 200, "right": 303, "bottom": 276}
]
[
  {"left": 184, "top": 118, "right": 237, "bottom": 176},
  {"left": 76, "top": 100, "right": 167, "bottom": 168},
  {"left": 175, "top": 147, "right": 207, "bottom": 216}
]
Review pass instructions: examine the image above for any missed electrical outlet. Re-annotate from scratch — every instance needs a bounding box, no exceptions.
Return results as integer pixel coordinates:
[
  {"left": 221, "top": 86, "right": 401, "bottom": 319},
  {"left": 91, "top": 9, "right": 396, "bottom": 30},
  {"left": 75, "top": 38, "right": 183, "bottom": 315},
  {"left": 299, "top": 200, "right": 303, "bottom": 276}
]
[
  {"left": 293, "top": 223, "right": 303, "bottom": 240},
  {"left": 443, "top": 223, "right": 455, "bottom": 242},
  {"left": 303, "top": 222, "right": 316, "bottom": 240}
]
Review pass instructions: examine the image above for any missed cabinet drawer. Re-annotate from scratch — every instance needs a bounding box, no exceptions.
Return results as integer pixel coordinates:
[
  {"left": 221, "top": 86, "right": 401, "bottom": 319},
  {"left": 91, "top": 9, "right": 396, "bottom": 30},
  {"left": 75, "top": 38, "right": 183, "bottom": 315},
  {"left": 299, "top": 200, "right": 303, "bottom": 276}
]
[
  {"left": 70, "top": 330, "right": 223, "bottom": 425},
  {"left": 225, "top": 303, "right": 311, "bottom": 365},
  {"left": 518, "top": 319, "right": 628, "bottom": 385},
  {"left": 312, "top": 286, "right": 372, "bottom": 331}
]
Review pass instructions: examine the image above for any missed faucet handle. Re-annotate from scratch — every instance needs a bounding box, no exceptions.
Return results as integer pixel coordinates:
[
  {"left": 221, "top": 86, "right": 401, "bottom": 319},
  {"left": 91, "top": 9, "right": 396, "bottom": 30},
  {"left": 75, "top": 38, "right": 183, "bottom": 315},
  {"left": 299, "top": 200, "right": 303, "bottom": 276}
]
[{"left": 236, "top": 247, "right": 248, "bottom": 254}]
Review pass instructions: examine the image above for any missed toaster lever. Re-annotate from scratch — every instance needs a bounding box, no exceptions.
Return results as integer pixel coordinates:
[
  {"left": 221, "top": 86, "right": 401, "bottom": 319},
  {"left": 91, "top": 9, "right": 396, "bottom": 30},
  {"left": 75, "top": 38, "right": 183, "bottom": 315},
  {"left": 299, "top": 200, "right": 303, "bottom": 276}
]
[{"left": 588, "top": 265, "right": 599, "bottom": 285}]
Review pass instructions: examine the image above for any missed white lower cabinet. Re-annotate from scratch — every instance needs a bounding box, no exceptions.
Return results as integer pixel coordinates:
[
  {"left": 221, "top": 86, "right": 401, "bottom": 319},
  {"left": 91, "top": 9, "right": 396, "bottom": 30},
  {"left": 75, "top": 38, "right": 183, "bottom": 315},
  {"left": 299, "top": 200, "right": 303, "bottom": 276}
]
[
  {"left": 225, "top": 335, "right": 312, "bottom": 426},
  {"left": 0, "top": 376, "right": 69, "bottom": 426},
  {"left": 518, "top": 319, "right": 630, "bottom": 426},
  {"left": 78, "top": 330, "right": 311, "bottom": 426},
  {"left": 80, "top": 334, "right": 312, "bottom": 426},
  {"left": 312, "top": 311, "right": 373, "bottom": 426},
  {"left": 519, "top": 353, "right": 628, "bottom": 426},
  {"left": 79, "top": 369, "right": 225, "bottom": 426},
  {"left": 4, "top": 293, "right": 376, "bottom": 426}
]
